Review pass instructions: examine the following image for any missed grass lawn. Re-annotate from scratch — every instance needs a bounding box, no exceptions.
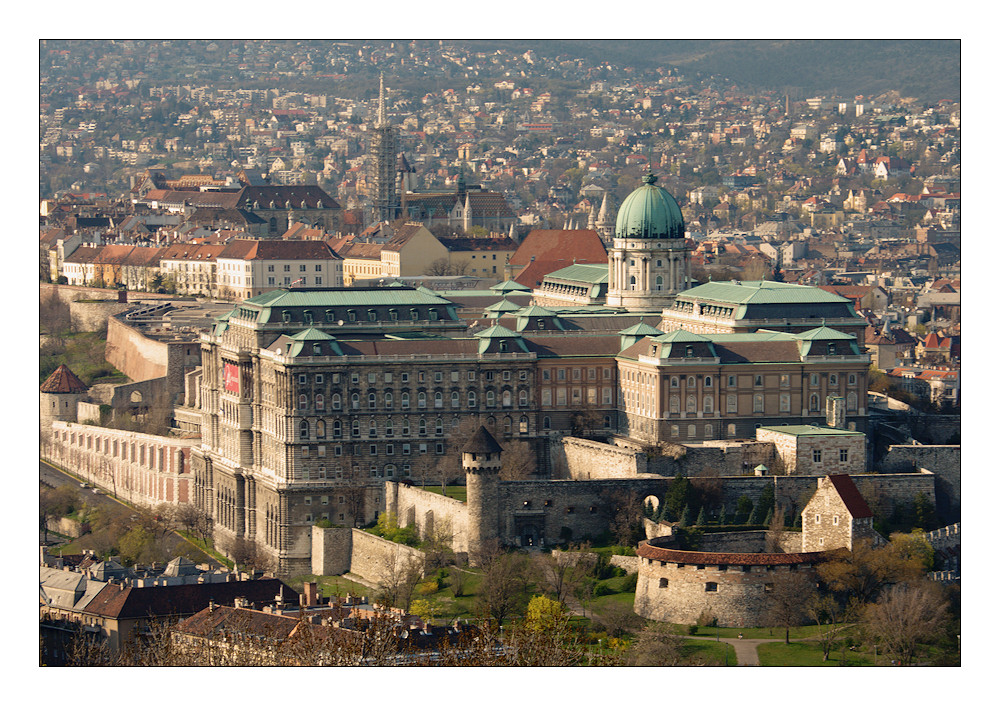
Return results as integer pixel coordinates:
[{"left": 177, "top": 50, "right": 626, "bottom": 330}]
[
  {"left": 288, "top": 573, "right": 374, "bottom": 598},
  {"left": 685, "top": 624, "right": 826, "bottom": 640},
  {"left": 419, "top": 485, "right": 467, "bottom": 502},
  {"left": 681, "top": 638, "right": 737, "bottom": 666},
  {"left": 758, "top": 640, "right": 874, "bottom": 666}
]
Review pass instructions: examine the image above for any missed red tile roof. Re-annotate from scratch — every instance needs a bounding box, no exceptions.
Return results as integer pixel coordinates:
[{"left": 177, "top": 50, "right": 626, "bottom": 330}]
[
  {"left": 508, "top": 230, "right": 607, "bottom": 268},
  {"left": 827, "top": 474, "right": 873, "bottom": 518},
  {"left": 40, "top": 364, "right": 88, "bottom": 394}
]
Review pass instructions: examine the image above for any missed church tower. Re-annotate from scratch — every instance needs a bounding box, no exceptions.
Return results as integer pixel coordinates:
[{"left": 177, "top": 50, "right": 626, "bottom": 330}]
[
  {"left": 606, "top": 173, "right": 690, "bottom": 312},
  {"left": 368, "top": 73, "right": 399, "bottom": 225}
]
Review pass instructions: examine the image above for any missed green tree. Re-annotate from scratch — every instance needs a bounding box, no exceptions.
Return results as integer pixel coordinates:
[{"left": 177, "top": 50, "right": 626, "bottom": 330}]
[
  {"left": 525, "top": 595, "right": 565, "bottom": 632},
  {"left": 734, "top": 495, "right": 754, "bottom": 524}
]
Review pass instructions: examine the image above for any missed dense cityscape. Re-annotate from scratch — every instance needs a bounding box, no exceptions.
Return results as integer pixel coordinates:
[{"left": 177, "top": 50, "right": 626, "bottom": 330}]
[{"left": 39, "top": 39, "right": 960, "bottom": 670}]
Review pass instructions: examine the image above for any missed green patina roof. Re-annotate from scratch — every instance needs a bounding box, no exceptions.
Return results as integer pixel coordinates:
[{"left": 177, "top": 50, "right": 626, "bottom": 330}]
[
  {"left": 475, "top": 324, "right": 521, "bottom": 338},
  {"left": 615, "top": 173, "right": 685, "bottom": 239},
  {"left": 542, "top": 263, "right": 610, "bottom": 285},
  {"left": 651, "top": 329, "right": 713, "bottom": 343},
  {"left": 618, "top": 322, "right": 662, "bottom": 336},
  {"left": 286, "top": 327, "right": 336, "bottom": 341},
  {"left": 484, "top": 298, "right": 522, "bottom": 312},
  {"left": 678, "top": 280, "right": 850, "bottom": 306},
  {"left": 243, "top": 287, "right": 452, "bottom": 309},
  {"left": 516, "top": 305, "right": 559, "bottom": 318},
  {"left": 277, "top": 328, "right": 344, "bottom": 357},
  {"left": 793, "top": 326, "right": 858, "bottom": 340},
  {"left": 758, "top": 425, "right": 865, "bottom": 437},
  {"left": 490, "top": 279, "right": 532, "bottom": 293}
]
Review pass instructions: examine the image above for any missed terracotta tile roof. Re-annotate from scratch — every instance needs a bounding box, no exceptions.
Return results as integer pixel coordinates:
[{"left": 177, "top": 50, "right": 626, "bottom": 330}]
[
  {"left": 83, "top": 579, "right": 297, "bottom": 621},
  {"left": 40, "top": 364, "right": 88, "bottom": 394},
  {"left": 509, "top": 230, "right": 607, "bottom": 267},
  {"left": 827, "top": 474, "right": 873, "bottom": 518},
  {"left": 638, "top": 540, "right": 828, "bottom": 566},
  {"left": 217, "top": 239, "right": 340, "bottom": 261}
]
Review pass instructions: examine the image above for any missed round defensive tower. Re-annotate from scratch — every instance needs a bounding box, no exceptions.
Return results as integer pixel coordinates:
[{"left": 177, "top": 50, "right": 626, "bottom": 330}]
[{"left": 463, "top": 425, "right": 503, "bottom": 563}]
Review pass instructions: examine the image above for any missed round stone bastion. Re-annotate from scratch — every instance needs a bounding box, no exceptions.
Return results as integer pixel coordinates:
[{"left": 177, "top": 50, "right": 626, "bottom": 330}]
[{"left": 633, "top": 536, "right": 829, "bottom": 628}]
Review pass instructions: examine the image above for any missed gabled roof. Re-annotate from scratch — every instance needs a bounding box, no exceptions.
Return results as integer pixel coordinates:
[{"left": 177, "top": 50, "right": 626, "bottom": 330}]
[
  {"left": 827, "top": 474, "right": 873, "bottom": 519},
  {"left": 83, "top": 578, "right": 297, "bottom": 620},
  {"left": 508, "top": 229, "right": 607, "bottom": 267}
]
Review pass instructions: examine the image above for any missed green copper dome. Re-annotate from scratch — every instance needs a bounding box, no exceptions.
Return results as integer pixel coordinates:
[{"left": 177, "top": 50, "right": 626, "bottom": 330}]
[{"left": 615, "top": 173, "right": 685, "bottom": 239}]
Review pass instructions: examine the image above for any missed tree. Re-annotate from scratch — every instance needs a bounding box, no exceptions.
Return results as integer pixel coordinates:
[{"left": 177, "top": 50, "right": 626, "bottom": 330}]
[
  {"left": 806, "top": 593, "right": 843, "bottom": 662},
  {"left": 473, "top": 541, "right": 531, "bottom": 625},
  {"left": 525, "top": 595, "right": 565, "bottom": 632},
  {"left": 863, "top": 582, "right": 950, "bottom": 666},
  {"left": 765, "top": 571, "right": 815, "bottom": 644},
  {"left": 749, "top": 483, "right": 775, "bottom": 525},
  {"left": 536, "top": 550, "right": 590, "bottom": 605},
  {"left": 228, "top": 536, "right": 274, "bottom": 574},
  {"left": 500, "top": 439, "right": 535, "bottom": 480},
  {"left": 627, "top": 623, "right": 685, "bottom": 666},
  {"left": 40, "top": 484, "right": 82, "bottom": 543},
  {"left": 375, "top": 550, "right": 423, "bottom": 612},
  {"left": 594, "top": 601, "right": 644, "bottom": 639},
  {"left": 606, "top": 490, "right": 645, "bottom": 547},
  {"left": 817, "top": 538, "right": 926, "bottom": 608}
]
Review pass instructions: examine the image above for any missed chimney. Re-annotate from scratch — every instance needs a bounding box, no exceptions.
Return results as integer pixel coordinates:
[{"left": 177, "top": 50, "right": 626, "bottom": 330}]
[{"left": 303, "top": 581, "right": 319, "bottom": 607}]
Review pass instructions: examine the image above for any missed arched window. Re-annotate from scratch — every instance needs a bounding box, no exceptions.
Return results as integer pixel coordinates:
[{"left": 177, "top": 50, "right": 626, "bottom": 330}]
[
  {"left": 727, "top": 423, "right": 737, "bottom": 437},
  {"left": 486, "top": 390, "right": 496, "bottom": 407},
  {"left": 543, "top": 416, "right": 551, "bottom": 430},
  {"left": 847, "top": 391, "right": 858, "bottom": 411},
  {"left": 670, "top": 395, "right": 680, "bottom": 413},
  {"left": 316, "top": 420, "right": 326, "bottom": 438},
  {"left": 629, "top": 275, "right": 637, "bottom": 290},
  {"left": 518, "top": 389, "right": 528, "bottom": 406},
  {"left": 385, "top": 392, "right": 393, "bottom": 409},
  {"left": 351, "top": 419, "right": 360, "bottom": 437},
  {"left": 519, "top": 416, "right": 528, "bottom": 434},
  {"left": 368, "top": 392, "right": 376, "bottom": 409},
  {"left": 332, "top": 394, "right": 341, "bottom": 410},
  {"left": 315, "top": 393, "right": 324, "bottom": 411},
  {"left": 299, "top": 420, "right": 310, "bottom": 439},
  {"left": 705, "top": 423, "right": 714, "bottom": 438},
  {"left": 809, "top": 393, "right": 820, "bottom": 412},
  {"left": 468, "top": 391, "right": 477, "bottom": 408},
  {"left": 351, "top": 393, "right": 360, "bottom": 410},
  {"left": 369, "top": 419, "right": 378, "bottom": 437},
  {"left": 401, "top": 392, "right": 410, "bottom": 409},
  {"left": 451, "top": 391, "right": 460, "bottom": 408},
  {"left": 503, "top": 416, "right": 513, "bottom": 434},
  {"left": 385, "top": 418, "right": 394, "bottom": 436},
  {"left": 687, "top": 424, "right": 697, "bottom": 438},
  {"left": 332, "top": 420, "right": 342, "bottom": 437},
  {"left": 434, "top": 391, "right": 443, "bottom": 408},
  {"left": 703, "top": 395, "right": 714, "bottom": 413},
  {"left": 418, "top": 392, "right": 427, "bottom": 409},
  {"left": 502, "top": 390, "right": 512, "bottom": 407},
  {"left": 754, "top": 394, "right": 765, "bottom": 413},
  {"left": 686, "top": 395, "right": 697, "bottom": 413},
  {"left": 299, "top": 394, "right": 308, "bottom": 410},
  {"left": 435, "top": 418, "right": 443, "bottom": 435},
  {"left": 418, "top": 418, "right": 427, "bottom": 435},
  {"left": 655, "top": 275, "right": 663, "bottom": 291}
]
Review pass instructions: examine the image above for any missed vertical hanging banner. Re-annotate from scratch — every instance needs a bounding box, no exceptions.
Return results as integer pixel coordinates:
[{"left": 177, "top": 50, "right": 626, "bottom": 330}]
[{"left": 224, "top": 363, "right": 241, "bottom": 393}]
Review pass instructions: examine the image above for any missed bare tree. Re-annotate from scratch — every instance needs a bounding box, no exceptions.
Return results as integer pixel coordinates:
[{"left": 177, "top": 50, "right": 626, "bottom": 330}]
[
  {"left": 474, "top": 540, "right": 532, "bottom": 625},
  {"left": 862, "top": 582, "right": 950, "bottom": 666},
  {"left": 536, "top": 550, "right": 590, "bottom": 605},
  {"left": 806, "top": 593, "right": 843, "bottom": 662},
  {"left": 500, "top": 439, "right": 535, "bottom": 480},
  {"left": 375, "top": 550, "right": 424, "bottom": 612},
  {"left": 627, "top": 623, "right": 686, "bottom": 665},
  {"left": 764, "top": 571, "right": 816, "bottom": 644}
]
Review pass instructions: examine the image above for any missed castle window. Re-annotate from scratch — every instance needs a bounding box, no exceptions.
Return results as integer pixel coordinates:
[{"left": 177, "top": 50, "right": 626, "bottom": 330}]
[
  {"left": 829, "top": 373, "right": 839, "bottom": 385},
  {"left": 813, "top": 449, "right": 822, "bottom": 463},
  {"left": 833, "top": 515, "right": 840, "bottom": 525},
  {"left": 815, "top": 513, "right": 821, "bottom": 524},
  {"left": 332, "top": 394, "right": 341, "bottom": 410},
  {"left": 704, "top": 376, "right": 712, "bottom": 387},
  {"left": 299, "top": 394, "right": 308, "bottom": 410},
  {"left": 840, "top": 449, "right": 848, "bottom": 462},
  {"left": 705, "top": 582, "right": 718, "bottom": 592},
  {"left": 670, "top": 376, "right": 679, "bottom": 388},
  {"left": 658, "top": 577, "right": 669, "bottom": 589},
  {"left": 299, "top": 420, "right": 309, "bottom": 439}
]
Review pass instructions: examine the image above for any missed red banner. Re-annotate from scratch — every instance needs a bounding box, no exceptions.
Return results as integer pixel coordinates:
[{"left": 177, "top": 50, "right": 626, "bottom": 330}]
[{"left": 224, "top": 363, "right": 240, "bottom": 393}]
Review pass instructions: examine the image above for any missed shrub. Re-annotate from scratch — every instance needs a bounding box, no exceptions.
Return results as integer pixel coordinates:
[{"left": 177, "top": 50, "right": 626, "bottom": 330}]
[
  {"left": 593, "top": 582, "right": 614, "bottom": 597},
  {"left": 621, "top": 572, "right": 638, "bottom": 592},
  {"left": 314, "top": 518, "right": 333, "bottom": 528},
  {"left": 696, "top": 608, "right": 718, "bottom": 628}
]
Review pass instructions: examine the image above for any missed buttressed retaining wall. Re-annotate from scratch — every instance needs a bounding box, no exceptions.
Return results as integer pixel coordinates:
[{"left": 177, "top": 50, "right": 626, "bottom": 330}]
[{"left": 386, "top": 482, "right": 469, "bottom": 555}]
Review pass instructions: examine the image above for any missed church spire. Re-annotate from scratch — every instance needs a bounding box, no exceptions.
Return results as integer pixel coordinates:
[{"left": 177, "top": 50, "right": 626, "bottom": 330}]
[{"left": 377, "top": 72, "right": 387, "bottom": 127}]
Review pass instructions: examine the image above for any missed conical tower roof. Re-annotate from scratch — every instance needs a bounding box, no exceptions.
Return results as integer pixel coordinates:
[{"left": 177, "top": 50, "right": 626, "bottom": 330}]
[
  {"left": 40, "top": 364, "right": 88, "bottom": 394},
  {"left": 462, "top": 425, "right": 503, "bottom": 454}
]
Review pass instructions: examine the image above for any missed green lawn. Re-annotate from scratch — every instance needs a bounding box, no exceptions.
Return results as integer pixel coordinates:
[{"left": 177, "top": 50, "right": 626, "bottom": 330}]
[
  {"left": 681, "top": 638, "right": 737, "bottom": 666},
  {"left": 419, "top": 485, "right": 467, "bottom": 502},
  {"left": 288, "top": 573, "right": 374, "bottom": 598},
  {"left": 758, "top": 640, "right": 874, "bottom": 666}
]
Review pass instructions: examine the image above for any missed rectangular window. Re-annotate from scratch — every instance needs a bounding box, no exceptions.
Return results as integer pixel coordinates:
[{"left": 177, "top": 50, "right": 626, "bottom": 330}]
[
  {"left": 840, "top": 448, "right": 848, "bottom": 462},
  {"left": 705, "top": 582, "right": 718, "bottom": 592},
  {"left": 813, "top": 449, "right": 822, "bottom": 463}
]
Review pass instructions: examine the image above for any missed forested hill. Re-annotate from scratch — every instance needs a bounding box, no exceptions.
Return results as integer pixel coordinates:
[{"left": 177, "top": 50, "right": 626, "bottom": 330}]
[{"left": 497, "top": 40, "right": 960, "bottom": 104}]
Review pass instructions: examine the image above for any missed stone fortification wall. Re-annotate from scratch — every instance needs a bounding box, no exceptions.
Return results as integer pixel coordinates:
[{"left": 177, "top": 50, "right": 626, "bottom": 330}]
[
  {"left": 106, "top": 315, "right": 168, "bottom": 382},
  {"left": 713, "top": 473, "right": 937, "bottom": 520},
  {"left": 560, "top": 437, "right": 647, "bottom": 479},
  {"left": 386, "top": 482, "right": 469, "bottom": 555},
  {"left": 610, "top": 555, "right": 640, "bottom": 573},
  {"left": 648, "top": 441, "right": 776, "bottom": 478},
  {"left": 696, "top": 529, "right": 802, "bottom": 554},
  {"left": 69, "top": 299, "right": 132, "bottom": 332},
  {"left": 42, "top": 421, "right": 195, "bottom": 507},
  {"left": 633, "top": 538, "right": 825, "bottom": 627},
  {"left": 347, "top": 529, "right": 427, "bottom": 585},
  {"left": 40, "top": 283, "right": 178, "bottom": 306},
  {"left": 880, "top": 445, "right": 960, "bottom": 521},
  {"left": 311, "top": 526, "right": 353, "bottom": 576}
]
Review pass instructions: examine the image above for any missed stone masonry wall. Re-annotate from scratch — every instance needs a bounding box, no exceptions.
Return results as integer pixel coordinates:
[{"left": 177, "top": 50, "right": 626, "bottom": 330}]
[
  {"left": 387, "top": 483, "right": 470, "bottom": 555},
  {"left": 880, "top": 445, "right": 960, "bottom": 521},
  {"left": 106, "top": 315, "right": 169, "bottom": 382},
  {"left": 311, "top": 526, "right": 353, "bottom": 576},
  {"left": 561, "top": 437, "right": 647, "bottom": 479},
  {"left": 348, "top": 529, "right": 427, "bottom": 585}
]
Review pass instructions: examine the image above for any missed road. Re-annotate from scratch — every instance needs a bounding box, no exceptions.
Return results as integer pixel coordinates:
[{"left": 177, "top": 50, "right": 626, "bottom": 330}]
[{"left": 39, "top": 459, "right": 221, "bottom": 568}]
